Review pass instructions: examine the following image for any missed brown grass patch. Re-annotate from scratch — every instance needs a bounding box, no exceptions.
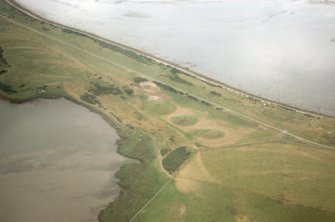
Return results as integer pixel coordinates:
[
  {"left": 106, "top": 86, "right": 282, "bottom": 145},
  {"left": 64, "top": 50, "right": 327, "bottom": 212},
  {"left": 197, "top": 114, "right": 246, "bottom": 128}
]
[
  {"left": 236, "top": 215, "right": 250, "bottom": 222},
  {"left": 179, "top": 204, "right": 186, "bottom": 218},
  {"left": 176, "top": 152, "right": 217, "bottom": 193},
  {"left": 63, "top": 81, "right": 87, "bottom": 99}
]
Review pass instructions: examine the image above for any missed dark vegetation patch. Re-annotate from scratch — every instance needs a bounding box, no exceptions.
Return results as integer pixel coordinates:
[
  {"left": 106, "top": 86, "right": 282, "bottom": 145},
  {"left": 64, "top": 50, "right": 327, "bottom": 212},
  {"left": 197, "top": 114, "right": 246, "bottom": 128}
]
[
  {"left": 169, "top": 67, "right": 193, "bottom": 86},
  {"left": 209, "top": 91, "right": 221, "bottom": 97},
  {"left": 134, "top": 76, "right": 147, "bottom": 84},
  {"left": 61, "top": 28, "right": 87, "bottom": 38},
  {"left": 90, "top": 82, "right": 123, "bottom": 96},
  {"left": 201, "top": 100, "right": 213, "bottom": 107},
  {"left": 247, "top": 96, "right": 261, "bottom": 103},
  {"left": 0, "top": 46, "right": 9, "bottom": 75},
  {"left": 0, "top": 82, "right": 16, "bottom": 94},
  {"left": 154, "top": 81, "right": 182, "bottom": 95},
  {"left": 61, "top": 28, "right": 153, "bottom": 64},
  {"left": 80, "top": 93, "right": 99, "bottom": 105},
  {"left": 162, "top": 146, "right": 192, "bottom": 173},
  {"left": 279, "top": 105, "right": 296, "bottom": 112},
  {"left": 155, "top": 81, "right": 215, "bottom": 109},
  {"left": 96, "top": 41, "right": 153, "bottom": 64},
  {"left": 204, "top": 80, "right": 221, "bottom": 88},
  {"left": 186, "top": 94, "right": 200, "bottom": 102},
  {"left": 123, "top": 87, "right": 134, "bottom": 96}
]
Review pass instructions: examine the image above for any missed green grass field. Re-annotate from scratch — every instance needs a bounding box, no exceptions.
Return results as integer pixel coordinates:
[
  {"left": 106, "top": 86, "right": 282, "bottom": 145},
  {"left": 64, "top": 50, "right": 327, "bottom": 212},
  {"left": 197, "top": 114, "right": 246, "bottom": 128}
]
[{"left": 1, "top": 0, "right": 335, "bottom": 221}]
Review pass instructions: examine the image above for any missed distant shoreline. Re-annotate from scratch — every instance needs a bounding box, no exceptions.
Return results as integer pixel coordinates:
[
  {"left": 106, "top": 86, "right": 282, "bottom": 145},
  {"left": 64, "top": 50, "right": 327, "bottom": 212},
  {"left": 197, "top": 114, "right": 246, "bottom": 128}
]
[{"left": 5, "top": 0, "right": 334, "bottom": 119}]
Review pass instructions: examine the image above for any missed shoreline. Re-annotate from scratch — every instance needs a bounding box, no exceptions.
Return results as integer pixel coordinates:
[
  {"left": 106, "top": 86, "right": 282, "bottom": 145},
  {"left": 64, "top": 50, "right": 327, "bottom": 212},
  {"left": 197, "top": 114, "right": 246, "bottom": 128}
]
[
  {"left": 0, "top": 96, "right": 134, "bottom": 222},
  {"left": 5, "top": 0, "right": 334, "bottom": 119}
]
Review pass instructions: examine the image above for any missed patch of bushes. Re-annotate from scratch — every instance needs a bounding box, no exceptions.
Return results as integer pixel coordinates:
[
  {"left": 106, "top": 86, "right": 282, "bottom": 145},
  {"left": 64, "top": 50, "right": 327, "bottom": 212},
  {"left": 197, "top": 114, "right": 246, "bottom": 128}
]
[
  {"left": 169, "top": 67, "right": 193, "bottom": 86},
  {"left": 61, "top": 28, "right": 153, "bottom": 64},
  {"left": 0, "top": 46, "right": 9, "bottom": 75},
  {"left": 134, "top": 76, "right": 147, "bottom": 84},
  {"left": 0, "top": 81, "right": 16, "bottom": 94},
  {"left": 123, "top": 87, "right": 134, "bottom": 96},
  {"left": 97, "top": 41, "right": 153, "bottom": 64},
  {"left": 201, "top": 100, "right": 213, "bottom": 107},
  {"left": 80, "top": 93, "right": 99, "bottom": 105},
  {"left": 209, "top": 91, "right": 221, "bottom": 97},
  {"left": 154, "top": 81, "right": 180, "bottom": 94},
  {"left": 186, "top": 94, "right": 200, "bottom": 102},
  {"left": 61, "top": 28, "right": 87, "bottom": 38},
  {"left": 205, "top": 81, "right": 221, "bottom": 88},
  {"left": 279, "top": 105, "right": 295, "bottom": 112},
  {"left": 247, "top": 96, "right": 261, "bottom": 103},
  {"left": 90, "top": 83, "right": 123, "bottom": 96},
  {"left": 162, "top": 146, "right": 192, "bottom": 173}
]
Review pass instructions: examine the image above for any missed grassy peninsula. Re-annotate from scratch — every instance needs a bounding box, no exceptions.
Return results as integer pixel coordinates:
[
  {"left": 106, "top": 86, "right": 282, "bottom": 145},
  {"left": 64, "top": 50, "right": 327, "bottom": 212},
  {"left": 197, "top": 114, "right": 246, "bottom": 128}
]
[{"left": 1, "top": 0, "right": 335, "bottom": 221}]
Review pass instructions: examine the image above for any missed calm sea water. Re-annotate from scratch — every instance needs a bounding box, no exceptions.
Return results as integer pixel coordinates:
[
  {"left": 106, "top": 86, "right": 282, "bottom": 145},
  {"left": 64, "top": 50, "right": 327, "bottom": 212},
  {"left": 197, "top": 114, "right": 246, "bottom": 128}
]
[
  {"left": 0, "top": 98, "right": 130, "bottom": 222},
  {"left": 13, "top": 0, "right": 335, "bottom": 116}
]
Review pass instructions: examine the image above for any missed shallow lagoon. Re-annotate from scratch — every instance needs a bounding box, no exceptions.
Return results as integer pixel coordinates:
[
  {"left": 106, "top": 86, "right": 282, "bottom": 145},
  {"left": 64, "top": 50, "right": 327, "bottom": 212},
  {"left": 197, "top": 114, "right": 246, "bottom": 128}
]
[
  {"left": 0, "top": 98, "right": 129, "bottom": 222},
  {"left": 13, "top": 0, "right": 335, "bottom": 116}
]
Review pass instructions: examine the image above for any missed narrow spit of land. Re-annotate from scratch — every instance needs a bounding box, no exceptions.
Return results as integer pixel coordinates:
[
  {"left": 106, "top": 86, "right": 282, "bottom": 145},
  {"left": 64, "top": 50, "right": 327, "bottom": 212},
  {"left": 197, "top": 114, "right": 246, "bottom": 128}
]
[
  {"left": 0, "top": 10, "right": 333, "bottom": 150},
  {"left": 1, "top": 0, "right": 335, "bottom": 221}
]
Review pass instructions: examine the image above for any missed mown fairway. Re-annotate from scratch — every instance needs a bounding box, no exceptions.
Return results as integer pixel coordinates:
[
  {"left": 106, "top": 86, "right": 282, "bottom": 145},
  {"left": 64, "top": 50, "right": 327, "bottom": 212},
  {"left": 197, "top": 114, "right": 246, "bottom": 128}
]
[{"left": 1, "top": 0, "right": 335, "bottom": 221}]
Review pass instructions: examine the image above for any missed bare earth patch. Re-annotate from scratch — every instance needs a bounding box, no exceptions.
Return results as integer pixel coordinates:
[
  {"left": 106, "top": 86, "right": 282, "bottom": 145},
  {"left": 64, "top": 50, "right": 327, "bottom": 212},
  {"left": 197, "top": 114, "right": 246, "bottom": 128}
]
[
  {"left": 139, "top": 81, "right": 160, "bottom": 93},
  {"left": 148, "top": 95, "right": 164, "bottom": 101},
  {"left": 179, "top": 204, "right": 187, "bottom": 219}
]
